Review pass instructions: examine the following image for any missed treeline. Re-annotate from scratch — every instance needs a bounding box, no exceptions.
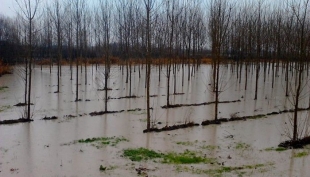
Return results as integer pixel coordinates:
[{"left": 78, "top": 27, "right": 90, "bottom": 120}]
[{"left": 0, "top": 0, "right": 309, "bottom": 64}]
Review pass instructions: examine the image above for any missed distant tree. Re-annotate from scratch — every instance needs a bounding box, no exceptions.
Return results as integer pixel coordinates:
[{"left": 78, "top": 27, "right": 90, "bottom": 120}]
[{"left": 50, "top": 0, "right": 64, "bottom": 93}]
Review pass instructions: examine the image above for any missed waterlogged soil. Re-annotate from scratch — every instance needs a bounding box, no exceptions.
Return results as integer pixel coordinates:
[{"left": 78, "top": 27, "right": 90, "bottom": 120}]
[{"left": 0, "top": 64, "right": 309, "bottom": 177}]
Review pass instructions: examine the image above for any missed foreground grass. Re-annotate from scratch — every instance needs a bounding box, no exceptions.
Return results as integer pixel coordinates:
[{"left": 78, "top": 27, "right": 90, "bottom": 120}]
[
  {"left": 123, "top": 148, "right": 216, "bottom": 164},
  {"left": 123, "top": 148, "right": 163, "bottom": 161},
  {"left": 294, "top": 151, "right": 309, "bottom": 158},
  {"left": 123, "top": 147, "right": 273, "bottom": 176}
]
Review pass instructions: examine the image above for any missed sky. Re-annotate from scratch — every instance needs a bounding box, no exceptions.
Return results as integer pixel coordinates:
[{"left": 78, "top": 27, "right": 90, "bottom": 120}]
[{"left": 0, "top": 0, "right": 15, "bottom": 17}]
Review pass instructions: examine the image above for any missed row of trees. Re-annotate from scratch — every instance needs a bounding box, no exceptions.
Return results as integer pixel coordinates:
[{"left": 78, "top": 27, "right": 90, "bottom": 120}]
[{"left": 0, "top": 0, "right": 309, "bottom": 63}]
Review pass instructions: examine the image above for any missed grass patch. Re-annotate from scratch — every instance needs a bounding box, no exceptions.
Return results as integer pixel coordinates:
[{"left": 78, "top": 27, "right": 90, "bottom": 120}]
[
  {"left": 163, "top": 150, "right": 215, "bottom": 164},
  {"left": 294, "top": 151, "right": 309, "bottom": 158},
  {"left": 265, "top": 147, "right": 287, "bottom": 152},
  {"left": 139, "top": 118, "right": 147, "bottom": 122},
  {"left": 235, "top": 142, "right": 251, "bottom": 150},
  {"left": 123, "top": 148, "right": 215, "bottom": 164},
  {"left": 190, "top": 162, "right": 273, "bottom": 176},
  {"left": 276, "top": 147, "right": 287, "bottom": 151},
  {"left": 176, "top": 141, "right": 195, "bottom": 146},
  {"left": 64, "top": 136, "right": 128, "bottom": 148},
  {"left": 200, "top": 145, "right": 218, "bottom": 150},
  {"left": 123, "top": 148, "right": 163, "bottom": 161},
  {"left": 0, "top": 105, "right": 11, "bottom": 112},
  {"left": 0, "top": 86, "right": 8, "bottom": 91}
]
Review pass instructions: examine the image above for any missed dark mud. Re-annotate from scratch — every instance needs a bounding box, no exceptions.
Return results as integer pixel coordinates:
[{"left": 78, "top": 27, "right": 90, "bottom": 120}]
[
  {"left": 162, "top": 100, "right": 241, "bottom": 109},
  {"left": 0, "top": 118, "right": 33, "bottom": 125},
  {"left": 90, "top": 108, "right": 153, "bottom": 116},
  {"left": 97, "top": 88, "right": 112, "bottom": 91},
  {"left": 109, "top": 93, "right": 183, "bottom": 100},
  {"left": 89, "top": 110, "right": 125, "bottom": 116},
  {"left": 202, "top": 107, "right": 310, "bottom": 126},
  {"left": 278, "top": 136, "right": 310, "bottom": 149},
  {"left": 64, "top": 114, "right": 77, "bottom": 118},
  {"left": 14, "top": 103, "right": 34, "bottom": 107},
  {"left": 143, "top": 122, "right": 199, "bottom": 133},
  {"left": 109, "top": 95, "right": 141, "bottom": 100},
  {"left": 127, "top": 108, "right": 153, "bottom": 112},
  {"left": 42, "top": 116, "right": 58, "bottom": 120}
]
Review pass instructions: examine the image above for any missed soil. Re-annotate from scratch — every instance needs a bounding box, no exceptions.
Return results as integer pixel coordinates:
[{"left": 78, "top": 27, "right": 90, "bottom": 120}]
[
  {"left": 162, "top": 100, "right": 241, "bottom": 109},
  {"left": 143, "top": 122, "right": 200, "bottom": 133},
  {"left": 279, "top": 136, "right": 310, "bottom": 149},
  {"left": 89, "top": 110, "right": 124, "bottom": 116},
  {"left": 97, "top": 88, "right": 112, "bottom": 91},
  {"left": 109, "top": 95, "right": 141, "bottom": 99},
  {"left": 14, "top": 103, "right": 34, "bottom": 107},
  {"left": 42, "top": 116, "right": 58, "bottom": 120},
  {"left": 0, "top": 118, "right": 33, "bottom": 125}
]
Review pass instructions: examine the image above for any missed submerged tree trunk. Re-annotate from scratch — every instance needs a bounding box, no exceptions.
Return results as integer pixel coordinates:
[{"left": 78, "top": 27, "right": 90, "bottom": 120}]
[
  {"left": 254, "top": 63, "right": 260, "bottom": 100},
  {"left": 293, "top": 64, "right": 303, "bottom": 141}
]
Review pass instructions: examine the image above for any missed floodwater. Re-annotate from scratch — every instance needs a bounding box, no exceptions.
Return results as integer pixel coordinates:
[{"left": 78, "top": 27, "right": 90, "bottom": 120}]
[{"left": 0, "top": 64, "right": 309, "bottom": 177}]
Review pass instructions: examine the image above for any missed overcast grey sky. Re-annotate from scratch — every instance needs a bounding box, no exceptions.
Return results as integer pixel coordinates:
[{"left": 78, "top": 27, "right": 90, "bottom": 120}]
[
  {"left": 0, "top": 0, "right": 15, "bottom": 17},
  {"left": 0, "top": 0, "right": 293, "bottom": 18}
]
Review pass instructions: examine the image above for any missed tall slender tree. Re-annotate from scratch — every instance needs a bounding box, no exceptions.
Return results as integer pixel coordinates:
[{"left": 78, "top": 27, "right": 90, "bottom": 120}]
[{"left": 15, "top": 0, "right": 40, "bottom": 119}]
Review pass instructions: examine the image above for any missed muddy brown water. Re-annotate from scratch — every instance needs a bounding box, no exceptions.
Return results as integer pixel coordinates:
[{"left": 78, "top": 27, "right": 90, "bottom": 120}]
[{"left": 0, "top": 64, "right": 309, "bottom": 177}]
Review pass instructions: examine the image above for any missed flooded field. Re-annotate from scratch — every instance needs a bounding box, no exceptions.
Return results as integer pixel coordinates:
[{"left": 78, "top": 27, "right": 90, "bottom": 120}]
[{"left": 0, "top": 64, "right": 309, "bottom": 177}]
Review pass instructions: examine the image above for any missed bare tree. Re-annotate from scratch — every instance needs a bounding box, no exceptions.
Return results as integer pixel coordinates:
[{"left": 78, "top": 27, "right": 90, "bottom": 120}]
[
  {"left": 15, "top": 0, "right": 40, "bottom": 119},
  {"left": 72, "top": 0, "right": 85, "bottom": 101},
  {"left": 143, "top": 0, "right": 154, "bottom": 130},
  {"left": 208, "top": 0, "right": 232, "bottom": 120},
  {"left": 50, "top": 0, "right": 64, "bottom": 93},
  {"left": 100, "top": 0, "right": 112, "bottom": 112}
]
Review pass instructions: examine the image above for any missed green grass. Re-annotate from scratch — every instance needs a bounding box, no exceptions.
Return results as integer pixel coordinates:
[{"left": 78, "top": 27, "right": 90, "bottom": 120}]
[
  {"left": 265, "top": 147, "right": 287, "bottom": 152},
  {"left": 123, "top": 147, "right": 163, "bottom": 161},
  {"left": 0, "top": 86, "right": 8, "bottom": 91},
  {"left": 191, "top": 162, "right": 273, "bottom": 176},
  {"left": 235, "top": 142, "right": 251, "bottom": 150},
  {"left": 163, "top": 150, "right": 215, "bottom": 164},
  {"left": 275, "top": 147, "right": 287, "bottom": 152},
  {"left": 0, "top": 105, "right": 11, "bottom": 112},
  {"left": 123, "top": 148, "right": 215, "bottom": 164},
  {"left": 200, "top": 145, "right": 218, "bottom": 150},
  {"left": 176, "top": 141, "right": 194, "bottom": 146},
  {"left": 294, "top": 151, "right": 309, "bottom": 158}
]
